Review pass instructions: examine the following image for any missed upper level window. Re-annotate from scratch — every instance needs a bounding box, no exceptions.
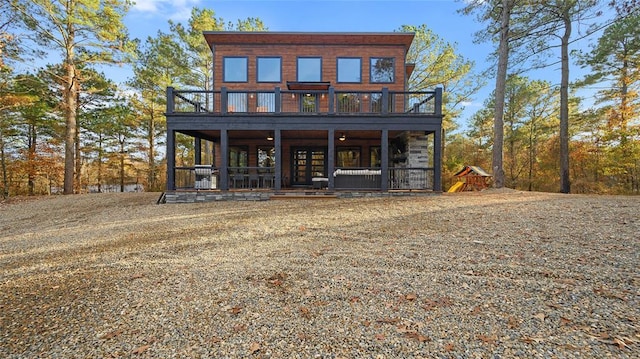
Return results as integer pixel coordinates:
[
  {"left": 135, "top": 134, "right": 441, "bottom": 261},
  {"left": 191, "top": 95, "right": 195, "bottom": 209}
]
[
  {"left": 297, "top": 57, "right": 322, "bottom": 82},
  {"left": 257, "top": 57, "right": 281, "bottom": 82},
  {"left": 224, "top": 57, "right": 248, "bottom": 82},
  {"left": 337, "top": 58, "right": 361, "bottom": 83},
  {"left": 370, "top": 57, "right": 395, "bottom": 83}
]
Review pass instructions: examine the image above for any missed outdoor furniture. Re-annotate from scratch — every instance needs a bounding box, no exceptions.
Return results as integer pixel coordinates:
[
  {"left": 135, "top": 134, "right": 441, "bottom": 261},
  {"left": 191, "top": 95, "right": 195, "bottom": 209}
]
[
  {"left": 312, "top": 177, "right": 329, "bottom": 189},
  {"left": 333, "top": 169, "right": 381, "bottom": 189}
]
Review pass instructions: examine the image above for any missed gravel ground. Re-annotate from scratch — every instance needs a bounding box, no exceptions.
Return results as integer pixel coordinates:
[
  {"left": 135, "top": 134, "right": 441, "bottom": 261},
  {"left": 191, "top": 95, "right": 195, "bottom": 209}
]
[{"left": 0, "top": 190, "right": 638, "bottom": 358}]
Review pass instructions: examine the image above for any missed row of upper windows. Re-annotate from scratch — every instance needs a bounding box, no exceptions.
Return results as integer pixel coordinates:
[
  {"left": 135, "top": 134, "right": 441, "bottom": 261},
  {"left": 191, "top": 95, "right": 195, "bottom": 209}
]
[{"left": 223, "top": 57, "right": 396, "bottom": 84}]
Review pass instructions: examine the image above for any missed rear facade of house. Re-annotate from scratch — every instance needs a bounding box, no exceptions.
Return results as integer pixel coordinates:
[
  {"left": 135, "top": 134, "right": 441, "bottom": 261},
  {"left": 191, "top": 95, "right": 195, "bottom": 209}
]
[{"left": 165, "top": 32, "right": 443, "bottom": 198}]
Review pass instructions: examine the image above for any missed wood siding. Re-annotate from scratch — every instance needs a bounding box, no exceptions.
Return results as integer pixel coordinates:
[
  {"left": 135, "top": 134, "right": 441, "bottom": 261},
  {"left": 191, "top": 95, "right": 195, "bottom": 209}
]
[{"left": 213, "top": 44, "right": 407, "bottom": 92}]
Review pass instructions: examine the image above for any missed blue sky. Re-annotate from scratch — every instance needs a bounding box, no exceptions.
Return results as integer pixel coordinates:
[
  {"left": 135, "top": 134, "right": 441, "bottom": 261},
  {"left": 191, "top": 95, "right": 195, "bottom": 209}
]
[{"left": 122, "top": 0, "right": 600, "bottom": 128}]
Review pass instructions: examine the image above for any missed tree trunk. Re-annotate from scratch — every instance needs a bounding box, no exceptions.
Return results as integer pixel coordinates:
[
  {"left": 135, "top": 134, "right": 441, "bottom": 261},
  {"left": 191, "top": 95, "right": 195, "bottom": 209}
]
[
  {"left": 0, "top": 127, "right": 8, "bottom": 199},
  {"left": 63, "top": 18, "right": 77, "bottom": 195},
  {"left": 559, "top": 6, "right": 571, "bottom": 193},
  {"left": 492, "top": 0, "right": 512, "bottom": 188}
]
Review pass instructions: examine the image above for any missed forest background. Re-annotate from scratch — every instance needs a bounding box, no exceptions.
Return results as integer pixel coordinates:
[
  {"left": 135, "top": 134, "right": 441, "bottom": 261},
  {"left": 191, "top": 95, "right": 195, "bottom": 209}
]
[{"left": 0, "top": 0, "right": 638, "bottom": 197}]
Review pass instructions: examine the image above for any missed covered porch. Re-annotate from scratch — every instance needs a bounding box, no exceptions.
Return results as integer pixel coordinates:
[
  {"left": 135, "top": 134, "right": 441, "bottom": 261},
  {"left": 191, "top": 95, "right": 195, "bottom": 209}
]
[{"left": 167, "top": 128, "right": 442, "bottom": 192}]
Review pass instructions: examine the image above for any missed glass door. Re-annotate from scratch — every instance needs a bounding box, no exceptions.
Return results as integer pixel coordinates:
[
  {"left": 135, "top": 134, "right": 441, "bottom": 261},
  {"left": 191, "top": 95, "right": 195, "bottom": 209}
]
[{"left": 291, "top": 147, "right": 326, "bottom": 186}]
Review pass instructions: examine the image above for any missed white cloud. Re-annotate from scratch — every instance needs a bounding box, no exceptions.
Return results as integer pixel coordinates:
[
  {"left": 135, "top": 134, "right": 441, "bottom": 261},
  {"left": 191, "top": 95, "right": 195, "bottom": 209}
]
[
  {"left": 132, "top": 0, "right": 159, "bottom": 12},
  {"left": 132, "top": 0, "right": 201, "bottom": 20}
]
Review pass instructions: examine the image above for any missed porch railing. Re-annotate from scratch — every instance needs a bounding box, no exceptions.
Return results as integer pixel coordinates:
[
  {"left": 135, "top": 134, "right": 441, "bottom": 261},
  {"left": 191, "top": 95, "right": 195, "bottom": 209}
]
[
  {"left": 388, "top": 167, "right": 435, "bottom": 190},
  {"left": 174, "top": 166, "right": 435, "bottom": 191},
  {"left": 167, "top": 87, "right": 442, "bottom": 116}
]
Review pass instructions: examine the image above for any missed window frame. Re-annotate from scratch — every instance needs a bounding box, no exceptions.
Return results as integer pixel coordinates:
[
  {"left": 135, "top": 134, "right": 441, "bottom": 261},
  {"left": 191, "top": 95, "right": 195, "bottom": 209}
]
[
  {"left": 257, "top": 57, "right": 282, "bottom": 83},
  {"left": 297, "top": 57, "right": 322, "bottom": 82},
  {"left": 336, "top": 146, "right": 362, "bottom": 168},
  {"left": 370, "top": 57, "right": 395, "bottom": 84},
  {"left": 223, "top": 56, "right": 249, "bottom": 83},
  {"left": 336, "top": 57, "right": 362, "bottom": 83}
]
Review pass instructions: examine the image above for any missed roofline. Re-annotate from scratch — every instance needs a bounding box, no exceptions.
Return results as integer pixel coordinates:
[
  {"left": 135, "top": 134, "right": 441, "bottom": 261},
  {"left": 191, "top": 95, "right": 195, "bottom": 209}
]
[
  {"left": 203, "top": 31, "right": 416, "bottom": 53},
  {"left": 202, "top": 31, "right": 416, "bottom": 36}
]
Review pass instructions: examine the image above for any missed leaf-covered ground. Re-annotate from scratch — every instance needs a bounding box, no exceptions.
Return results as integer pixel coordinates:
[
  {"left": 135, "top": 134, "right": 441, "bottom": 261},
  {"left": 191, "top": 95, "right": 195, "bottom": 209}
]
[{"left": 1, "top": 190, "right": 638, "bottom": 358}]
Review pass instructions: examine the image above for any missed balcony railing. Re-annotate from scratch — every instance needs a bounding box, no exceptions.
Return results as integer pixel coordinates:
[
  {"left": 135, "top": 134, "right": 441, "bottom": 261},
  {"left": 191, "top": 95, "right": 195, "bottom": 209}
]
[{"left": 167, "top": 87, "right": 442, "bottom": 116}]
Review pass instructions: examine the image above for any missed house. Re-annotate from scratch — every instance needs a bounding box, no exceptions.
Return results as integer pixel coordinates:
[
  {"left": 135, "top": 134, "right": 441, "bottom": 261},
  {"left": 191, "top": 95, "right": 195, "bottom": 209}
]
[{"left": 164, "top": 31, "right": 443, "bottom": 201}]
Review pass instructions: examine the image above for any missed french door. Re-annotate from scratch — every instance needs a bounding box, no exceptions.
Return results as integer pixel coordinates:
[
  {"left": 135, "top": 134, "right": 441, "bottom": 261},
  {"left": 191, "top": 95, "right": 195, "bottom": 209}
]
[{"left": 291, "top": 147, "right": 326, "bottom": 186}]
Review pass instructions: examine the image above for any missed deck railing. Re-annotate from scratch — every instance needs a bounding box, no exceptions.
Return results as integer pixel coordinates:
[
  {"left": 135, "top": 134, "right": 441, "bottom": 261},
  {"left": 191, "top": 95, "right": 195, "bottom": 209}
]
[
  {"left": 167, "top": 87, "right": 442, "bottom": 116},
  {"left": 388, "top": 167, "right": 435, "bottom": 190},
  {"left": 175, "top": 165, "right": 435, "bottom": 191}
]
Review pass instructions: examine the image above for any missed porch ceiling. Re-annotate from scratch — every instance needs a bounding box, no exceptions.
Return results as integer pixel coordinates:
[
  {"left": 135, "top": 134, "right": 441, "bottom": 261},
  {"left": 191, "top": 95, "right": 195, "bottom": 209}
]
[{"left": 181, "top": 130, "right": 407, "bottom": 141}]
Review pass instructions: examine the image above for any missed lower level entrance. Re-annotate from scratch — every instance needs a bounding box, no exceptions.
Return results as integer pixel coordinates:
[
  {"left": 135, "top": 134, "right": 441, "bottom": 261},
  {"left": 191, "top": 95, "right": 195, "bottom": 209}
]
[{"left": 291, "top": 147, "right": 327, "bottom": 186}]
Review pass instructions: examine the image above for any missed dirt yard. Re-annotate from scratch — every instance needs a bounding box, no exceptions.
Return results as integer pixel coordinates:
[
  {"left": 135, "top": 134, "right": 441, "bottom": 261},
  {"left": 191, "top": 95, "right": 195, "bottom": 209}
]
[{"left": 1, "top": 190, "right": 638, "bottom": 358}]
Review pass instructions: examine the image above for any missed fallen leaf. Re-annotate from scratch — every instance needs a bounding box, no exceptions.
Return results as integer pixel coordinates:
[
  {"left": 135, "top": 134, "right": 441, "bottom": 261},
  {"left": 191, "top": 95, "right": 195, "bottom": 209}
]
[
  {"left": 507, "top": 316, "right": 519, "bottom": 329},
  {"left": 470, "top": 305, "right": 482, "bottom": 315},
  {"left": 376, "top": 317, "right": 400, "bottom": 324},
  {"left": 560, "top": 317, "right": 572, "bottom": 326},
  {"left": 405, "top": 332, "right": 430, "bottom": 342},
  {"left": 375, "top": 333, "right": 386, "bottom": 341},
  {"left": 478, "top": 334, "right": 497, "bottom": 345},
  {"left": 299, "top": 306, "right": 311, "bottom": 319},
  {"left": 613, "top": 337, "right": 628, "bottom": 350},
  {"left": 520, "top": 336, "right": 545, "bottom": 344},
  {"left": 132, "top": 344, "right": 150, "bottom": 355},
  {"left": 405, "top": 293, "right": 417, "bottom": 301},
  {"left": 249, "top": 342, "right": 261, "bottom": 354},
  {"left": 130, "top": 273, "right": 144, "bottom": 280},
  {"left": 350, "top": 296, "right": 360, "bottom": 303},
  {"left": 233, "top": 324, "right": 247, "bottom": 332},
  {"left": 100, "top": 329, "right": 123, "bottom": 340},
  {"left": 444, "top": 343, "right": 454, "bottom": 351},
  {"left": 533, "top": 312, "right": 546, "bottom": 322},
  {"left": 228, "top": 306, "right": 243, "bottom": 315}
]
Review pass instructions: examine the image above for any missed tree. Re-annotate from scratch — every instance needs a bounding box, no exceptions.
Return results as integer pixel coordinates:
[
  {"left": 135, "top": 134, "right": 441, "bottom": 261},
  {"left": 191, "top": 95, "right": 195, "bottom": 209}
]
[
  {"left": 128, "top": 8, "right": 267, "bottom": 190},
  {"left": 578, "top": 10, "right": 640, "bottom": 192},
  {"left": 400, "top": 24, "right": 484, "bottom": 132},
  {"left": 9, "top": 0, "right": 133, "bottom": 194}
]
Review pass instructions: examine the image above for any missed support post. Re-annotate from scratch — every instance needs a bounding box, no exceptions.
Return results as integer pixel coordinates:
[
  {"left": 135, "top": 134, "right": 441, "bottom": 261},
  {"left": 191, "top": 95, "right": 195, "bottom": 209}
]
[
  {"left": 381, "top": 88, "right": 389, "bottom": 114},
  {"left": 274, "top": 129, "right": 282, "bottom": 191},
  {"left": 194, "top": 138, "right": 202, "bottom": 165},
  {"left": 166, "top": 128, "right": 176, "bottom": 190},
  {"left": 220, "top": 129, "right": 229, "bottom": 190},
  {"left": 328, "top": 129, "right": 335, "bottom": 189},
  {"left": 434, "top": 128, "right": 442, "bottom": 192},
  {"left": 381, "top": 129, "right": 389, "bottom": 191},
  {"left": 166, "top": 87, "right": 174, "bottom": 113}
]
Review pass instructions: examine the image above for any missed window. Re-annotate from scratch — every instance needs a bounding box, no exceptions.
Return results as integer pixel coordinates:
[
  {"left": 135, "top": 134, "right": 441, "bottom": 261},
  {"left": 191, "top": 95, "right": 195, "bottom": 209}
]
[
  {"left": 337, "top": 147, "right": 361, "bottom": 168},
  {"left": 337, "top": 58, "right": 361, "bottom": 83},
  {"left": 370, "top": 146, "right": 381, "bottom": 168},
  {"left": 224, "top": 57, "right": 248, "bottom": 82},
  {"left": 257, "top": 57, "right": 281, "bottom": 82},
  {"left": 258, "top": 147, "right": 275, "bottom": 168},
  {"left": 297, "top": 57, "right": 322, "bottom": 82},
  {"left": 229, "top": 146, "right": 248, "bottom": 169},
  {"left": 370, "top": 57, "right": 395, "bottom": 83},
  {"left": 227, "top": 93, "right": 247, "bottom": 112}
]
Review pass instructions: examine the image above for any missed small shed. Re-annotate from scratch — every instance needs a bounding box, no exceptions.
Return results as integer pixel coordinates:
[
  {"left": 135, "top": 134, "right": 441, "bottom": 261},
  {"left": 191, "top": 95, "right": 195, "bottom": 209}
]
[{"left": 448, "top": 166, "right": 492, "bottom": 192}]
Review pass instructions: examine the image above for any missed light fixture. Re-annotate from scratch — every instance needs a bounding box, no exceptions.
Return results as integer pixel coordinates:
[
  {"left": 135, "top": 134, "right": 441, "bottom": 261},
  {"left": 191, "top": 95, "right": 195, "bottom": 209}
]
[
  {"left": 291, "top": 93, "right": 296, "bottom": 99},
  {"left": 266, "top": 132, "right": 274, "bottom": 141},
  {"left": 250, "top": 93, "right": 254, "bottom": 99},
  {"left": 339, "top": 133, "right": 346, "bottom": 141}
]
